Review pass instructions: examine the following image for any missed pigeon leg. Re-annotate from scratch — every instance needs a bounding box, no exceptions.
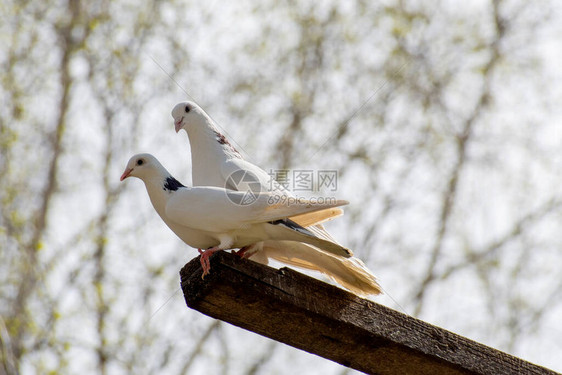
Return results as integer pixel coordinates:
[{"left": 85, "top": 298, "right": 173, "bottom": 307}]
[
  {"left": 199, "top": 246, "right": 223, "bottom": 279},
  {"left": 235, "top": 246, "right": 250, "bottom": 258},
  {"left": 197, "top": 248, "right": 209, "bottom": 274},
  {"left": 199, "top": 235, "right": 234, "bottom": 279},
  {"left": 235, "top": 243, "right": 260, "bottom": 259}
]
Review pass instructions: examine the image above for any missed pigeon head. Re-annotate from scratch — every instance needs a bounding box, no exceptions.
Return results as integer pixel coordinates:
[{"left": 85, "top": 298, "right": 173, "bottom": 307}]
[
  {"left": 120, "top": 153, "right": 161, "bottom": 181},
  {"left": 171, "top": 101, "right": 207, "bottom": 134}
]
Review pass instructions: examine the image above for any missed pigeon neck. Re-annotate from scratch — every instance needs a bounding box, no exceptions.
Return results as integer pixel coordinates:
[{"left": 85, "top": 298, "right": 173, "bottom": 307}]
[
  {"left": 188, "top": 118, "right": 242, "bottom": 161},
  {"left": 142, "top": 170, "right": 180, "bottom": 216},
  {"left": 187, "top": 118, "right": 242, "bottom": 187}
]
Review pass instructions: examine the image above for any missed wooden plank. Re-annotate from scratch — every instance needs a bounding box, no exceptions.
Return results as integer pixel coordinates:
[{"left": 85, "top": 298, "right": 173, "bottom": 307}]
[{"left": 179, "top": 251, "right": 558, "bottom": 375}]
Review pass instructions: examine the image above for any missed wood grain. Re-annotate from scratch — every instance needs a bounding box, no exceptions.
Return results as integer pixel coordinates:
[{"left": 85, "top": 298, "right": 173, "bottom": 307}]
[{"left": 180, "top": 251, "right": 558, "bottom": 375}]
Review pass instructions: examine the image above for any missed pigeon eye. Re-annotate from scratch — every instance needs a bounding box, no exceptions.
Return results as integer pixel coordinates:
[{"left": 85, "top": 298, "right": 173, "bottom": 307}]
[
  {"left": 185, "top": 105, "right": 190, "bottom": 113},
  {"left": 137, "top": 159, "right": 144, "bottom": 166}
]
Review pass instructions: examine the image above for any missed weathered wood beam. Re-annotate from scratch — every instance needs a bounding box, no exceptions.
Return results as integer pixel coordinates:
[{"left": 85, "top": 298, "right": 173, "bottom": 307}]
[{"left": 179, "top": 251, "right": 557, "bottom": 375}]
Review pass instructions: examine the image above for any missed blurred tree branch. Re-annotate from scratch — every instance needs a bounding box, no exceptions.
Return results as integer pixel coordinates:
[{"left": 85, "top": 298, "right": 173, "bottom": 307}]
[
  {"left": 7, "top": 0, "right": 82, "bottom": 368},
  {"left": 2, "top": 0, "right": 561, "bottom": 373},
  {"left": 412, "top": 0, "right": 506, "bottom": 316},
  {"left": 179, "top": 320, "right": 221, "bottom": 374}
]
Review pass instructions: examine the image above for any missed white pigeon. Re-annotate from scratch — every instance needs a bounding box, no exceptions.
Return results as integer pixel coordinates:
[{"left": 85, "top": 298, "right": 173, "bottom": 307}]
[
  {"left": 171, "top": 101, "right": 382, "bottom": 296},
  {"left": 170, "top": 102, "right": 340, "bottom": 240},
  {"left": 120, "top": 153, "right": 352, "bottom": 277}
]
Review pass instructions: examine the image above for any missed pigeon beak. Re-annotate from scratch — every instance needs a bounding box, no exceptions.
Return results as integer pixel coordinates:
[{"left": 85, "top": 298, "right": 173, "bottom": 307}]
[
  {"left": 174, "top": 118, "right": 183, "bottom": 133},
  {"left": 120, "top": 168, "right": 133, "bottom": 181}
]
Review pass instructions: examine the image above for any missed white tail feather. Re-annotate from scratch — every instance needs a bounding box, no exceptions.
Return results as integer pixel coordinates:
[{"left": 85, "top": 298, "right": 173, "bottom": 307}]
[
  {"left": 257, "top": 241, "right": 381, "bottom": 296},
  {"left": 290, "top": 208, "right": 344, "bottom": 227}
]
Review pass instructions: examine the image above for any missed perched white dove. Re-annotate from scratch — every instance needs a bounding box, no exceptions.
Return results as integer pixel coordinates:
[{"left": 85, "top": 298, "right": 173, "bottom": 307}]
[
  {"left": 171, "top": 101, "right": 382, "bottom": 296},
  {"left": 120, "top": 153, "right": 352, "bottom": 277}
]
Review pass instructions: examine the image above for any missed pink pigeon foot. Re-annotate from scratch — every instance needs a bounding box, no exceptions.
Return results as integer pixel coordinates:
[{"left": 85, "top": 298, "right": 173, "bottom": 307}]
[
  {"left": 199, "top": 246, "right": 221, "bottom": 279},
  {"left": 235, "top": 243, "right": 260, "bottom": 259},
  {"left": 235, "top": 246, "right": 250, "bottom": 258}
]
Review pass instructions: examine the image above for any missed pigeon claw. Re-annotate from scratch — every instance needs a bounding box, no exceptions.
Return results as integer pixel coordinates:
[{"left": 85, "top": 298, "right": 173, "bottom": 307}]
[
  {"left": 235, "top": 246, "right": 250, "bottom": 258},
  {"left": 234, "top": 244, "right": 259, "bottom": 259},
  {"left": 199, "top": 247, "right": 221, "bottom": 279}
]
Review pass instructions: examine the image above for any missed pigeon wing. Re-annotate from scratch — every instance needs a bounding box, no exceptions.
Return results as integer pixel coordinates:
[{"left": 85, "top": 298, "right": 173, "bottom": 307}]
[{"left": 165, "top": 187, "right": 347, "bottom": 232}]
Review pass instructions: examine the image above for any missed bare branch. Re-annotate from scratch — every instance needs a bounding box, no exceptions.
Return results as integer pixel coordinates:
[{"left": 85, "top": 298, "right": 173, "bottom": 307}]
[
  {"left": 441, "top": 198, "right": 562, "bottom": 280},
  {"left": 179, "top": 321, "right": 221, "bottom": 374},
  {"left": 412, "top": 0, "right": 507, "bottom": 316}
]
